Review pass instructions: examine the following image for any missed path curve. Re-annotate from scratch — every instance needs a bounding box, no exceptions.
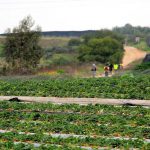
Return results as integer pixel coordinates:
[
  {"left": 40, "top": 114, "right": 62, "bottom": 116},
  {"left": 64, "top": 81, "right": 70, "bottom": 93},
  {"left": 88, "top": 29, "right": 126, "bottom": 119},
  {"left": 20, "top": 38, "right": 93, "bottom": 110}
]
[{"left": 123, "top": 46, "right": 147, "bottom": 67}]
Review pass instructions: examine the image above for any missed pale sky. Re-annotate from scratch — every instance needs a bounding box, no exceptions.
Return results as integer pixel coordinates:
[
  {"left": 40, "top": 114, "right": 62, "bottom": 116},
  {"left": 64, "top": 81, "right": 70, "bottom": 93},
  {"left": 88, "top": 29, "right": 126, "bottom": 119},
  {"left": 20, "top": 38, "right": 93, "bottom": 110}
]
[{"left": 0, "top": 0, "right": 150, "bottom": 34}]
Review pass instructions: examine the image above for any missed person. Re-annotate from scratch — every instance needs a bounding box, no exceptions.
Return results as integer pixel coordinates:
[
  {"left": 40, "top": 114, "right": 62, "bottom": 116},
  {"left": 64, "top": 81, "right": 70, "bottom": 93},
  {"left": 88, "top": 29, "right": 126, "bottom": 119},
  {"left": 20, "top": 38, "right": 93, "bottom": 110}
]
[
  {"left": 109, "top": 63, "right": 113, "bottom": 74},
  {"left": 104, "top": 65, "right": 109, "bottom": 77},
  {"left": 113, "top": 64, "right": 118, "bottom": 72},
  {"left": 91, "top": 64, "right": 97, "bottom": 77},
  {"left": 120, "top": 63, "right": 123, "bottom": 70}
]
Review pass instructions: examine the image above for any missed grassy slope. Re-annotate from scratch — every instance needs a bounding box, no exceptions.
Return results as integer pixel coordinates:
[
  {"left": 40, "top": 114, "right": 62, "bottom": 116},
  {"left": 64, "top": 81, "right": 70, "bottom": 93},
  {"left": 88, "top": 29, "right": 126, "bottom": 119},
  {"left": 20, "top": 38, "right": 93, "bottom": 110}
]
[
  {"left": 0, "top": 36, "right": 71, "bottom": 48},
  {"left": 39, "top": 36, "right": 71, "bottom": 48},
  {"left": 132, "top": 41, "right": 150, "bottom": 52}
]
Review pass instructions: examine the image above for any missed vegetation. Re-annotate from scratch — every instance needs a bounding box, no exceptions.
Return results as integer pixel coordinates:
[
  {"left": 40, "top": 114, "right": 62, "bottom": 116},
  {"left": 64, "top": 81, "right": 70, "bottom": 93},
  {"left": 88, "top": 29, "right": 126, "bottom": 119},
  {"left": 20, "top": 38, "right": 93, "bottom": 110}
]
[
  {"left": 132, "top": 41, "right": 150, "bottom": 51},
  {"left": 133, "top": 41, "right": 150, "bottom": 51},
  {"left": 0, "top": 75, "right": 150, "bottom": 99},
  {"left": 0, "top": 23, "right": 149, "bottom": 76},
  {"left": 134, "top": 62, "right": 150, "bottom": 71},
  {"left": 68, "top": 38, "right": 82, "bottom": 46},
  {"left": 0, "top": 101, "right": 149, "bottom": 149},
  {"left": 0, "top": 44, "right": 4, "bottom": 57},
  {"left": 39, "top": 37, "right": 71, "bottom": 48},
  {"left": 113, "top": 24, "right": 150, "bottom": 51},
  {"left": 113, "top": 24, "right": 150, "bottom": 39},
  {"left": 41, "top": 30, "right": 97, "bottom": 37},
  {"left": 4, "top": 16, "right": 43, "bottom": 73},
  {"left": 78, "top": 30, "right": 124, "bottom": 64}
]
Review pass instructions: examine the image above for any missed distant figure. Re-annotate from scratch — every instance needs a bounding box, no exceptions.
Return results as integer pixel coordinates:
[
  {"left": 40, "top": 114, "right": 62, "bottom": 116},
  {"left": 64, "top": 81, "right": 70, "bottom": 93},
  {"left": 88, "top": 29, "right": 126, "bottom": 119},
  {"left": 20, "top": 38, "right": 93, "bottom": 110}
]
[
  {"left": 104, "top": 65, "right": 109, "bottom": 77},
  {"left": 91, "top": 64, "right": 97, "bottom": 77},
  {"left": 120, "top": 64, "right": 123, "bottom": 70},
  {"left": 109, "top": 63, "right": 113, "bottom": 74},
  {"left": 113, "top": 64, "right": 118, "bottom": 72}
]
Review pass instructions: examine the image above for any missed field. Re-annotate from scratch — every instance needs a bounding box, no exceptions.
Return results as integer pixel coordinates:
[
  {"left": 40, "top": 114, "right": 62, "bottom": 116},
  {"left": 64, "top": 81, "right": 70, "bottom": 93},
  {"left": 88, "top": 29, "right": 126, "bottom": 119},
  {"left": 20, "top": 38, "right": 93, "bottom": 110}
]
[
  {"left": 0, "top": 34, "right": 149, "bottom": 149},
  {"left": 39, "top": 36, "right": 71, "bottom": 48},
  {"left": 0, "top": 75, "right": 150, "bottom": 100},
  {"left": 0, "top": 36, "right": 71, "bottom": 48},
  {"left": 0, "top": 101, "right": 149, "bottom": 149}
]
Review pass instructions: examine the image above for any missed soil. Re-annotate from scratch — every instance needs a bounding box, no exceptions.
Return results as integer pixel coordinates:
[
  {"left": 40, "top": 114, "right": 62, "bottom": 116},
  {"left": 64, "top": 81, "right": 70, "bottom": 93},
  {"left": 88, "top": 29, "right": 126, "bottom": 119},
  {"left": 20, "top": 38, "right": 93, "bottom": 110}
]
[{"left": 123, "top": 46, "right": 147, "bottom": 68}]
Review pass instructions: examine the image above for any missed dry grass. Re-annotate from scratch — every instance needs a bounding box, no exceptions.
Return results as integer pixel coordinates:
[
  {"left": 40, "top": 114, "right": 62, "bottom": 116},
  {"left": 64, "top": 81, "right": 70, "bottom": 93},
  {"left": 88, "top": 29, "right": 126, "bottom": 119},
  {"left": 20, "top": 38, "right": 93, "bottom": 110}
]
[
  {"left": 0, "top": 36, "right": 71, "bottom": 48},
  {"left": 0, "top": 36, "right": 6, "bottom": 44},
  {"left": 38, "top": 63, "right": 104, "bottom": 78},
  {"left": 39, "top": 36, "right": 71, "bottom": 48}
]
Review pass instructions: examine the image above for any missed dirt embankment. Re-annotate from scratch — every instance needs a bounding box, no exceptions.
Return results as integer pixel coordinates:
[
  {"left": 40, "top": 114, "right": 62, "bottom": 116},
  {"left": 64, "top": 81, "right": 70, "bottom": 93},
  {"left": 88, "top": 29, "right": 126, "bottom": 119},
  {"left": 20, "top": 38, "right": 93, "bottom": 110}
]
[{"left": 123, "top": 46, "right": 147, "bottom": 67}]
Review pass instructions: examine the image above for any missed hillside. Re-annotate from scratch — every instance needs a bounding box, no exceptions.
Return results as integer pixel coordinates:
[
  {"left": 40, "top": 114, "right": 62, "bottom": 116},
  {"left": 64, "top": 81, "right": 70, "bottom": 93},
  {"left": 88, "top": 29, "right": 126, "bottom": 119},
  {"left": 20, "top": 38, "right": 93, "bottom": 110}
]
[{"left": 0, "top": 30, "right": 97, "bottom": 37}]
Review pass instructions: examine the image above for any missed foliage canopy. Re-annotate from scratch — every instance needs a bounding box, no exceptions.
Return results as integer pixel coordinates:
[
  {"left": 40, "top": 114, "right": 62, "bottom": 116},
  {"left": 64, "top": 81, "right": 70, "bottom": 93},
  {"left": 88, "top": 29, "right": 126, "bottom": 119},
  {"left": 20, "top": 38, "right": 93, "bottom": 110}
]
[
  {"left": 78, "top": 30, "right": 124, "bottom": 64},
  {"left": 4, "top": 16, "right": 43, "bottom": 73}
]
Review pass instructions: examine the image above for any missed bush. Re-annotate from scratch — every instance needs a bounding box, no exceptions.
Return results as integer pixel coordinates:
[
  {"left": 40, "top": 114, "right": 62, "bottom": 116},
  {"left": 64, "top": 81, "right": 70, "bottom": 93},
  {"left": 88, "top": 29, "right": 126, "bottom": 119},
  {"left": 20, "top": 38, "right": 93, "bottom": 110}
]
[
  {"left": 78, "top": 37, "right": 124, "bottom": 64},
  {"left": 135, "top": 62, "right": 150, "bottom": 71},
  {"left": 68, "top": 38, "right": 82, "bottom": 46}
]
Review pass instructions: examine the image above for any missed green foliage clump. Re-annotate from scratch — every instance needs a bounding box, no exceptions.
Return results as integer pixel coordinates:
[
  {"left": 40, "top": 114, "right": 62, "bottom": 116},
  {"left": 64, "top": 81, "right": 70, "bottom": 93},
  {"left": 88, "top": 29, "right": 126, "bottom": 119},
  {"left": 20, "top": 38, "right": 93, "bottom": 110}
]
[
  {"left": 68, "top": 38, "right": 82, "bottom": 46},
  {"left": 78, "top": 30, "right": 124, "bottom": 64},
  {"left": 135, "top": 62, "right": 150, "bottom": 71},
  {"left": 4, "top": 16, "right": 43, "bottom": 73}
]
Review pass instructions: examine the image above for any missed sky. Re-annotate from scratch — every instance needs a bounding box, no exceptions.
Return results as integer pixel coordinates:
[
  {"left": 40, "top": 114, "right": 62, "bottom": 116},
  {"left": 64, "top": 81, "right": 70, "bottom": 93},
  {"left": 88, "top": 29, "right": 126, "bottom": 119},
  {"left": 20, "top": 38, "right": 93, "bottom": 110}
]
[{"left": 0, "top": 0, "right": 150, "bottom": 33}]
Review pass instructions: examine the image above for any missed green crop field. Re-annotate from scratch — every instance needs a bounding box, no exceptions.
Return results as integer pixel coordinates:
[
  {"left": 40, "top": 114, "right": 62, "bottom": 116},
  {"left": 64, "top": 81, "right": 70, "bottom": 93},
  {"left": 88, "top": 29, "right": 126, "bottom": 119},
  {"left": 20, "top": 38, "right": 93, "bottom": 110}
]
[
  {"left": 0, "top": 75, "right": 150, "bottom": 99},
  {"left": 0, "top": 101, "right": 149, "bottom": 149}
]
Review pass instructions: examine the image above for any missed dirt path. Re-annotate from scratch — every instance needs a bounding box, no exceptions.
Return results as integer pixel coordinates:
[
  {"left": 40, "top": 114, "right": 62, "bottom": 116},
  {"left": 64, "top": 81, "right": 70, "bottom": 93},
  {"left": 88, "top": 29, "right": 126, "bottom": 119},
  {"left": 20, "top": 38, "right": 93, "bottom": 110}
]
[
  {"left": 123, "top": 46, "right": 147, "bottom": 67},
  {"left": 0, "top": 96, "right": 150, "bottom": 106}
]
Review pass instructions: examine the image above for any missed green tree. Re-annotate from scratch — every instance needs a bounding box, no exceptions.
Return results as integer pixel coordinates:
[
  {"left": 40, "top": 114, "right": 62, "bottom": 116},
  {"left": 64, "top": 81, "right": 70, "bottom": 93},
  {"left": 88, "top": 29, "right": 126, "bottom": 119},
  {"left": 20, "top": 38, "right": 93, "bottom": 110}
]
[
  {"left": 78, "top": 37, "right": 124, "bottom": 64},
  {"left": 83, "top": 29, "right": 124, "bottom": 44},
  {"left": 4, "top": 16, "right": 43, "bottom": 73}
]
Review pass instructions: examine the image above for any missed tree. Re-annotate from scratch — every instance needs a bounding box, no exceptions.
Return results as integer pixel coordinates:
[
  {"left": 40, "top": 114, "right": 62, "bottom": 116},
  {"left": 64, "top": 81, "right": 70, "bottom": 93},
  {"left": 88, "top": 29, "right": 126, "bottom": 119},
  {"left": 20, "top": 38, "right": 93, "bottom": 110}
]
[
  {"left": 78, "top": 30, "right": 124, "bottom": 64},
  {"left": 4, "top": 16, "right": 43, "bottom": 73},
  {"left": 83, "top": 29, "right": 124, "bottom": 44}
]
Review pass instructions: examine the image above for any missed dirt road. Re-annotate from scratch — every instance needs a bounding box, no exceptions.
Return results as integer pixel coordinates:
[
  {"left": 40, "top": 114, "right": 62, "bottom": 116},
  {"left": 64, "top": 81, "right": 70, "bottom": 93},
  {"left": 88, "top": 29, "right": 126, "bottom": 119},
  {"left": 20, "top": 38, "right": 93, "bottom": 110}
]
[
  {"left": 123, "top": 46, "right": 147, "bottom": 67},
  {"left": 0, "top": 96, "right": 150, "bottom": 106}
]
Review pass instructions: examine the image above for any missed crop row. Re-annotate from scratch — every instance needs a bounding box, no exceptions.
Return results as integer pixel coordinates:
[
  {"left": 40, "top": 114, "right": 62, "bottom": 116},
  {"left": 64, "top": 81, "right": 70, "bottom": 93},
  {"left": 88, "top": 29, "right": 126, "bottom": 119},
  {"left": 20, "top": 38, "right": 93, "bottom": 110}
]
[
  {"left": 0, "top": 132, "right": 149, "bottom": 149},
  {"left": 0, "top": 141, "right": 84, "bottom": 150},
  {"left": 0, "top": 102, "right": 149, "bottom": 139},
  {"left": 0, "top": 116, "right": 149, "bottom": 138},
  {"left": 0, "top": 101, "right": 149, "bottom": 116},
  {"left": 0, "top": 102, "right": 149, "bottom": 149},
  {"left": 0, "top": 75, "right": 150, "bottom": 99},
  {"left": 0, "top": 110, "right": 149, "bottom": 127}
]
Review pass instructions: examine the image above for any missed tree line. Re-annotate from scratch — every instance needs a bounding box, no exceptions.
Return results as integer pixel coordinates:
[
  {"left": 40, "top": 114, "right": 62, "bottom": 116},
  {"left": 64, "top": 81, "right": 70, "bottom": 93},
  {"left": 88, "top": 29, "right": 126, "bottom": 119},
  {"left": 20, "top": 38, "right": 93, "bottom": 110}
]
[{"left": 113, "top": 24, "right": 150, "bottom": 47}]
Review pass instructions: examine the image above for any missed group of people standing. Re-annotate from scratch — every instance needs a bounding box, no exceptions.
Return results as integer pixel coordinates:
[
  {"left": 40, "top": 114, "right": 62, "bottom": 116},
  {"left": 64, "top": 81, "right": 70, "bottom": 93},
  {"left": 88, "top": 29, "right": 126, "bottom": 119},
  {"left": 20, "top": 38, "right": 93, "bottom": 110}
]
[{"left": 91, "top": 63, "right": 123, "bottom": 77}]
